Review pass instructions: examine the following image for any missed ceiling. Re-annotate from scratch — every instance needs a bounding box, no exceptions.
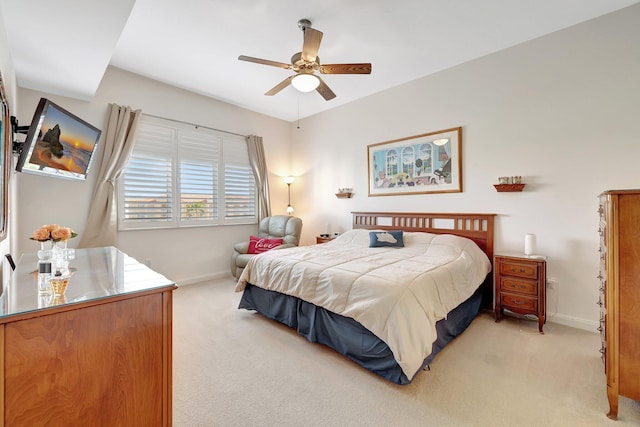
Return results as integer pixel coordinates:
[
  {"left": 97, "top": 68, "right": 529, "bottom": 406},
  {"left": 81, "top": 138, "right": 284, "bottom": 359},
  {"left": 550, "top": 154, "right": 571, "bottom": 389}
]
[{"left": 1, "top": 0, "right": 638, "bottom": 122}]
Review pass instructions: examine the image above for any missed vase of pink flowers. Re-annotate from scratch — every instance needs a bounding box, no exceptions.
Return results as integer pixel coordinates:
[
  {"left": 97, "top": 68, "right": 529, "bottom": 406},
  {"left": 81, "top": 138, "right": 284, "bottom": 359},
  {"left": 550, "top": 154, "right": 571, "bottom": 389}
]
[{"left": 31, "top": 224, "right": 78, "bottom": 273}]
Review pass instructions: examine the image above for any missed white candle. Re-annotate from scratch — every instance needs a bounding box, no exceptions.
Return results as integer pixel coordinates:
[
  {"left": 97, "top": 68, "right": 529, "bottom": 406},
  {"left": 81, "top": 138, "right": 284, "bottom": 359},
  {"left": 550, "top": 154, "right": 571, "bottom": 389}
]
[{"left": 524, "top": 234, "right": 536, "bottom": 256}]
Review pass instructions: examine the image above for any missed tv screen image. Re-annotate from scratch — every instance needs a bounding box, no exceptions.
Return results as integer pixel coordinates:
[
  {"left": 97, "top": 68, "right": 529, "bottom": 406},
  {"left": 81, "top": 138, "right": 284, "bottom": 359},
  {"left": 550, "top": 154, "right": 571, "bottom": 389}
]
[{"left": 16, "top": 98, "right": 102, "bottom": 181}]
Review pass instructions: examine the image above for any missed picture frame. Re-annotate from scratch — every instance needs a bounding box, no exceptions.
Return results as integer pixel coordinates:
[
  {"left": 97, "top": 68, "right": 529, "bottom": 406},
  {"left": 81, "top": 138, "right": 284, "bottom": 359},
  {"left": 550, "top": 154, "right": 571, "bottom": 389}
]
[{"left": 367, "top": 127, "right": 462, "bottom": 196}]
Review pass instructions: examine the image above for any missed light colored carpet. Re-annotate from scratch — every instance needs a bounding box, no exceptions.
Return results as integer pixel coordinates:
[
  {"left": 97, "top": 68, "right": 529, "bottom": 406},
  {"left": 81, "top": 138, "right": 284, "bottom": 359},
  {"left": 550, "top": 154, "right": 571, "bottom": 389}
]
[{"left": 172, "top": 278, "right": 640, "bottom": 426}]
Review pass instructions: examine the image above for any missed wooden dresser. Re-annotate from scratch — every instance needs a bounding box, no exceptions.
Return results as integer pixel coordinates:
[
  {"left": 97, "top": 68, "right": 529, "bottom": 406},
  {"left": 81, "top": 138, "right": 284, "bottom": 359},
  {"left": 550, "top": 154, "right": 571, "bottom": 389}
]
[
  {"left": 494, "top": 254, "right": 547, "bottom": 333},
  {"left": 0, "top": 247, "right": 176, "bottom": 426},
  {"left": 598, "top": 190, "right": 640, "bottom": 420}
]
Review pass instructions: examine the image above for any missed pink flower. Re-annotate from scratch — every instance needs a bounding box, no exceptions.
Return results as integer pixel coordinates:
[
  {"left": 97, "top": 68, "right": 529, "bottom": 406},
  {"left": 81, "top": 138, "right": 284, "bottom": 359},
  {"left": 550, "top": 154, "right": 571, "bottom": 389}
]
[
  {"left": 51, "top": 226, "right": 73, "bottom": 241},
  {"left": 31, "top": 226, "right": 51, "bottom": 241},
  {"left": 45, "top": 224, "right": 59, "bottom": 233}
]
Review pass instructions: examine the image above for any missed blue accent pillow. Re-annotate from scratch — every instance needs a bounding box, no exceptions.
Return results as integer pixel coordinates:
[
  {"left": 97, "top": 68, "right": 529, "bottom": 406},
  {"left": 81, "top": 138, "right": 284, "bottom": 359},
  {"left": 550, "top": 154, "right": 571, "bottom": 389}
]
[{"left": 369, "top": 230, "right": 404, "bottom": 248}]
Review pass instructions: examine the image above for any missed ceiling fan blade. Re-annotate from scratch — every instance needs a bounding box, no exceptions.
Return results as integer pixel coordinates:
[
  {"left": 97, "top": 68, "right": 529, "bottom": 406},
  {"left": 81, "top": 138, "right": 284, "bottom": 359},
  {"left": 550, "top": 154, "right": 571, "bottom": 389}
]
[
  {"left": 238, "top": 55, "right": 291, "bottom": 70},
  {"left": 302, "top": 27, "right": 323, "bottom": 62},
  {"left": 265, "top": 76, "right": 294, "bottom": 96},
  {"left": 315, "top": 76, "right": 336, "bottom": 101},
  {"left": 320, "top": 63, "right": 372, "bottom": 74}
]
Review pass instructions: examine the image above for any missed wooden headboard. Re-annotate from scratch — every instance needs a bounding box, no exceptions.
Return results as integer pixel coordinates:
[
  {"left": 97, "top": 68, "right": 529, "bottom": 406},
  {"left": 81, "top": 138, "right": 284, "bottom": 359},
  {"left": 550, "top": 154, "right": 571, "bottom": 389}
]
[{"left": 352, "top": 211, "right": 496, "bottom": 309}]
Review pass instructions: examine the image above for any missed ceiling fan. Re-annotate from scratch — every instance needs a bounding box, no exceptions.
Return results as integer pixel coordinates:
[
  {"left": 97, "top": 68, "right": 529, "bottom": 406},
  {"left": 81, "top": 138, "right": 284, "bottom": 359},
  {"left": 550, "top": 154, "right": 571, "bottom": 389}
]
[{"left": 238, "top": 19, "right": 372, "bottom": 101}]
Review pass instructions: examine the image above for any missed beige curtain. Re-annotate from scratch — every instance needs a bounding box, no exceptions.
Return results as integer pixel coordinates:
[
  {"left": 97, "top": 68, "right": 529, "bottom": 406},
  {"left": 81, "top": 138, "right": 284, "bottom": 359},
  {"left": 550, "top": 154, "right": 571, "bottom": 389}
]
[
  {"left": 79, "top": 104, "right": 141, "bottom": 248},
  {"left": 246, "top": 135, "right": 271, "bottom": 221}
]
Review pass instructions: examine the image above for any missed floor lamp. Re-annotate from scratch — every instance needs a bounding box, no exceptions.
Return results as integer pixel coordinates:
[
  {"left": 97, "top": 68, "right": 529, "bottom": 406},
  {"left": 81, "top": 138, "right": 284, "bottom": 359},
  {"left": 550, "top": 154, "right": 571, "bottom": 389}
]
[{"left": 284, "top": 176, "right": 294, "bottom": 215}]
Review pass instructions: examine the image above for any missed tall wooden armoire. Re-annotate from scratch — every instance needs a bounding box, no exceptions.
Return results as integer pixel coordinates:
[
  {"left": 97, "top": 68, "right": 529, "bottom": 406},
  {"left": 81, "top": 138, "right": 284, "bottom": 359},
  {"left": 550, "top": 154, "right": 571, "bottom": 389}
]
[{"left": 598, "top": 189, "right": 640, "bottom": 420}]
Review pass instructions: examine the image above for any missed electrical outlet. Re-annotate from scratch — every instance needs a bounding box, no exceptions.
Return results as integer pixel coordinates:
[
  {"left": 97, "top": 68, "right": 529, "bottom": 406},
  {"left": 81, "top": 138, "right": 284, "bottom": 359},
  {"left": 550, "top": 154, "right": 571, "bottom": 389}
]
[{"left": 547, "top": 278, "right": 557, "bottom": 290}]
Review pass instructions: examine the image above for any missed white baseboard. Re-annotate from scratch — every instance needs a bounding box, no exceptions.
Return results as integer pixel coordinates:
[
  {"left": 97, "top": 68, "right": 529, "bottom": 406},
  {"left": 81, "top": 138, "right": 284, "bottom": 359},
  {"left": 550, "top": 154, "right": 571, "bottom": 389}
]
[
  {"left": 174, "top": 271, "right": 234, "bottom": 287},
  {"left": 547, "top": 311, "right": 598, "bottom": 333}
]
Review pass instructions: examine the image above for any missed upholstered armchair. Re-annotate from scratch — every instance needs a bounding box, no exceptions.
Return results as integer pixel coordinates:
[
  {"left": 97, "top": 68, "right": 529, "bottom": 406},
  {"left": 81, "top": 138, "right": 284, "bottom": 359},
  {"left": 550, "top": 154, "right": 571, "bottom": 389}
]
[{"left": 230, "top": 215, "right": 303, "bottom": 279}]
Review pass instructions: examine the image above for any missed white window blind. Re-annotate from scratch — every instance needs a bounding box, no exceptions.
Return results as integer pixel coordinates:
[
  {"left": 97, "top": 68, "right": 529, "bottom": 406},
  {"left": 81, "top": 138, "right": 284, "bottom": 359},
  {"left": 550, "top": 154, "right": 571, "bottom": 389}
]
[
  {"left": 118, "top": 116, "right": 256, "bottom": 230},
  {"left": 121, "top": 125, "right": 174, "bottom": 226},
  {"left": 179, "top": 129, "right": 219, "bottom": 225}
]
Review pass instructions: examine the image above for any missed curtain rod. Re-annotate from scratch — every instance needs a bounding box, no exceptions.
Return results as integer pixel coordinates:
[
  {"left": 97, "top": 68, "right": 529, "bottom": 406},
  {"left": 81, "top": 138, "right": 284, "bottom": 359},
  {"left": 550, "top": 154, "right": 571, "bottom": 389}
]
[{"left": 143, "top": 113, "right": 248, "bottom": 138}]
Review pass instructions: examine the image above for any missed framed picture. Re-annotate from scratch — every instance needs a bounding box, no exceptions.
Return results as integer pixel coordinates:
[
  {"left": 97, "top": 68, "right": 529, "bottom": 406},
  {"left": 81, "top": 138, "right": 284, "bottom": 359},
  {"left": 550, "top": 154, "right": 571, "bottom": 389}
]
[{"left": 367, "top": 127, "right": 462, "bottom": 197}]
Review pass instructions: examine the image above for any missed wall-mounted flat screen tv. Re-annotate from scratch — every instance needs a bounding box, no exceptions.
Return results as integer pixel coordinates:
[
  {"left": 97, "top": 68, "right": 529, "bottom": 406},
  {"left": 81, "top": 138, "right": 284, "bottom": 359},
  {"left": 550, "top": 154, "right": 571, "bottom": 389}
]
[{"left": 15, "top": 98, "right": 102, "bottom": 181}]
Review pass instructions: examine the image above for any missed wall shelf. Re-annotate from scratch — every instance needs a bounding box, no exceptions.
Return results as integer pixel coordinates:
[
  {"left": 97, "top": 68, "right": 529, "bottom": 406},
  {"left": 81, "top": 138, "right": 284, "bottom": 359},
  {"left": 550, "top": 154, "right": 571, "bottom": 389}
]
[
  {"left": 494, "top": 184, "right": 525, "bottom": 192},
  {"left": 335, "top": 193, "right": 353, "bottom": 199}
]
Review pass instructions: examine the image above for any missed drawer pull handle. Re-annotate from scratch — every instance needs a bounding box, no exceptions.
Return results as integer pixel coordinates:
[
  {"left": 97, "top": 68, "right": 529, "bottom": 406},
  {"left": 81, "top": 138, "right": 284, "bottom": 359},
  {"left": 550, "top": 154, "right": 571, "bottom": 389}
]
[
  {"left": 511, "top": 299, "right": 525, "bottom": 305},
  {"left": 510, "top": 268, "right": 526, "bottom": 273}
]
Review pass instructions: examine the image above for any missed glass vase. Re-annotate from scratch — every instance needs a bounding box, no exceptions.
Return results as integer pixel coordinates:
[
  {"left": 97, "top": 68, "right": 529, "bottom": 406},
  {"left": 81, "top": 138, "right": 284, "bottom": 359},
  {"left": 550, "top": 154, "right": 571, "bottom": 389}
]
[{"left": 37, "top": 240, "right": 53, "bottom": 261}]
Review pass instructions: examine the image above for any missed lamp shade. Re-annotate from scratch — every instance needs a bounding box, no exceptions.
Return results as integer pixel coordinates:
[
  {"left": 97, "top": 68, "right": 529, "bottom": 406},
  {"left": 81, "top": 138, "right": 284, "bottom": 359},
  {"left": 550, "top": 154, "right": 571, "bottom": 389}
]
[
  {"left": 291, "top": 74, "right": 320, "bottom": 92},
  {"left": 524, "top": 234, "right": 536, "bottom": 256}
]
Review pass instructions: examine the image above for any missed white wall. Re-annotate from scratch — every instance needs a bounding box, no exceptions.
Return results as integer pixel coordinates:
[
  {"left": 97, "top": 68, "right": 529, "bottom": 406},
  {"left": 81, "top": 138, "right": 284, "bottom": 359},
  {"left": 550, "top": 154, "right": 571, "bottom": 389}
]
[
  {"left": 0, "top": 6, "right": 17, "bottom": 288},
  {"left": 15, "top": 67, "right": 294, "bottom": 285},
  {"left": 290, "top": 6, "right": 640, "bottom": 330}
]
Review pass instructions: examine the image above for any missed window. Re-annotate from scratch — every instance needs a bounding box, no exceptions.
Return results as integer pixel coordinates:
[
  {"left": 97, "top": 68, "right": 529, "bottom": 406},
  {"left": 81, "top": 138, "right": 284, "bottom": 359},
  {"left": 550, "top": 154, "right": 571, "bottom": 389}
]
[{"left": 118, "top": 116, "right": 256, "bottom": 230}]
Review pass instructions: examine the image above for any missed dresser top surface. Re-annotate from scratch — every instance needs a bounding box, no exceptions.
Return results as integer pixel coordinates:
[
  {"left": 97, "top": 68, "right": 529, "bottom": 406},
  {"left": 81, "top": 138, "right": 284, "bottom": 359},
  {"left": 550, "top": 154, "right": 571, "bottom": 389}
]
[{"left": 1, "top": 246, "right": 176, "bottom": 320}]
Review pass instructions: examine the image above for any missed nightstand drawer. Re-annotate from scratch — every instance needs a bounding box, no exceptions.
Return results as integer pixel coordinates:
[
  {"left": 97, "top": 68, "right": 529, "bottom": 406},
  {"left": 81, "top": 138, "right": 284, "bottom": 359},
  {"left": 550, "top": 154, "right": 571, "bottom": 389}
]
[
  {"left": 499, "top": 261, "right": 538, "bottom": 279},
  {"left": 501, "top": 277, "right": 538, "bottom": 295},
  {"left": 501, "top": 293, "right": 538, "bottom": 311}
]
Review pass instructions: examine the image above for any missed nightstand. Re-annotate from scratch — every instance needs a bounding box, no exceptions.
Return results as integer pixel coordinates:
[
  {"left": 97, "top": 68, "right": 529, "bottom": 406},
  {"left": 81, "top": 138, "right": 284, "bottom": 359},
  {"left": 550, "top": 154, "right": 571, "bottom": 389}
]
[
  {"left": 316, "top": 235, "right": 335, "bottom": 244},
  {"left": 494, "top": 254, "right": 547, "bottom": 333}
]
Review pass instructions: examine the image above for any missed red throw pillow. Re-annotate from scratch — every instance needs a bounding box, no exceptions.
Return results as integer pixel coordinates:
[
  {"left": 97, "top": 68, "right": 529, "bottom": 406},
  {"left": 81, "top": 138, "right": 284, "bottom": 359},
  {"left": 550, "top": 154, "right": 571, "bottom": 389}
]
[{"left": 247, "top": 236, "right": 284, "bottom": 254}]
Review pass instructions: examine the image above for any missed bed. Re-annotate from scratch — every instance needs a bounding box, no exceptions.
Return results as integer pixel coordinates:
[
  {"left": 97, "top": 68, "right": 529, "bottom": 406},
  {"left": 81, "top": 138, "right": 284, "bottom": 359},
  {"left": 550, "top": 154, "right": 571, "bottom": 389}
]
[{"left": 235, "top": 212, "right": 495, "bottom": 384}]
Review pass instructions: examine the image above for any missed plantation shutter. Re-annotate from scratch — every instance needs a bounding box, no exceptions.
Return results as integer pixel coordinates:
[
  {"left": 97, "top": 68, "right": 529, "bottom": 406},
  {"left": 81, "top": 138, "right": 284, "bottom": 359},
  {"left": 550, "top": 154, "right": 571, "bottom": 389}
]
[
  {"left": 179, "top": 129, "right": 219, "bottom": 225},
  {"left": 121, "top": 124, "right": 174, "bottom": 226}
]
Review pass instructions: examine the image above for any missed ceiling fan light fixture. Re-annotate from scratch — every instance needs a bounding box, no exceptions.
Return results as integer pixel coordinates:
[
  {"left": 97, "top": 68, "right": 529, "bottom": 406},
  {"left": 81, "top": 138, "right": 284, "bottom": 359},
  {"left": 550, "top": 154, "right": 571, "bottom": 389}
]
[{"left": 291, "top": 74, "right": 320, "bottom": 92}]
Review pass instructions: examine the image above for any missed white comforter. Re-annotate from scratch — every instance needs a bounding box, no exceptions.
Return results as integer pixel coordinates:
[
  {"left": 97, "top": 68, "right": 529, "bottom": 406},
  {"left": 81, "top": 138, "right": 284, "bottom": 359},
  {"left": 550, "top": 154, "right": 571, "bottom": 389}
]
[{"left": 235, "top": 229, "right": 491, "bottom": 380}]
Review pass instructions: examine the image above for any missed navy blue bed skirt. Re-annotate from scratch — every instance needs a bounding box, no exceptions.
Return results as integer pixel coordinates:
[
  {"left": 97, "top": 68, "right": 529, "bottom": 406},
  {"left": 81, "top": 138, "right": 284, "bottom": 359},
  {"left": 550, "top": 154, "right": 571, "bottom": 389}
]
[{"left": 238, "top": 284, "right": 483, "bottom": 385}]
